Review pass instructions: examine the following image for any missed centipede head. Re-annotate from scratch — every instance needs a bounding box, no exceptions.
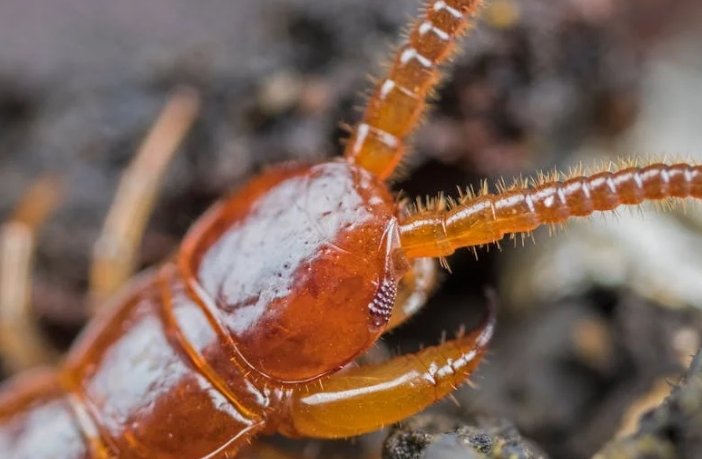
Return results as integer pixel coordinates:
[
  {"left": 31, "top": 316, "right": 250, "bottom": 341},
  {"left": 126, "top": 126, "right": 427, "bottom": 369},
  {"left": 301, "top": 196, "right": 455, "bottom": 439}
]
[{"left": 181, "top": 160, "right": 410, "bottom": 383}]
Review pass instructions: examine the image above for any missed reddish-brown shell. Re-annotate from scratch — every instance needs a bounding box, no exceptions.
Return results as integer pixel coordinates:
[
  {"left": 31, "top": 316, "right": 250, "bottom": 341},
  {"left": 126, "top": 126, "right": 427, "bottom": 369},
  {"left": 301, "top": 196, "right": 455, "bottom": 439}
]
[{"left": 180, "top": 160, "right": 409, "bottom": 382}]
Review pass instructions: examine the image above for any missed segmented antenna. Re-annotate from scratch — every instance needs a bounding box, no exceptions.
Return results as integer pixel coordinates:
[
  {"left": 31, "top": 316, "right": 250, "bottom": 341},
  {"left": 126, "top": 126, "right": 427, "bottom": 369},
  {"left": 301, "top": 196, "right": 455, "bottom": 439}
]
[
  {"left": 344, "top": 0, "right": 484, "bottom": 179},
  {"left": 400, "top": 163, "right": 702, "bottom": 258}
]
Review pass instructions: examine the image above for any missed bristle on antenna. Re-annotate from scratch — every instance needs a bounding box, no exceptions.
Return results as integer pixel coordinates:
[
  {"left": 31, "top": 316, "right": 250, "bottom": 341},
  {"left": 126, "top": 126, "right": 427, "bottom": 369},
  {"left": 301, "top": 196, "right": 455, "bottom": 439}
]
[
  {"left": 344, "top": 0, "right": 485, "bottom": 180},
  {"left": 398, "top": 160, "right": 702, "bottom": 258}
]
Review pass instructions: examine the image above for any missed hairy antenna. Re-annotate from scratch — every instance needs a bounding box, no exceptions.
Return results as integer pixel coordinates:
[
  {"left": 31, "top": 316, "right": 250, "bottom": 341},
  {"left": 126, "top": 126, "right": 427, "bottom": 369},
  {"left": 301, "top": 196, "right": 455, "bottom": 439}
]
[
  {"left": 344, "top": 0, "right": 484, "bottom": 179},
  {"left": 399, "top": 162, "right": 702, "bottom": 258}
]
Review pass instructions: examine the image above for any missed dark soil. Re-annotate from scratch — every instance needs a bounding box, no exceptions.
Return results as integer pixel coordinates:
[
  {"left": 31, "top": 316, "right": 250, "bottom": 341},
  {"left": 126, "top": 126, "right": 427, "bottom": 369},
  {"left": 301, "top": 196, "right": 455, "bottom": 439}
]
[{"left": 1, "top": 0, "right": 701, "bottom": 458}]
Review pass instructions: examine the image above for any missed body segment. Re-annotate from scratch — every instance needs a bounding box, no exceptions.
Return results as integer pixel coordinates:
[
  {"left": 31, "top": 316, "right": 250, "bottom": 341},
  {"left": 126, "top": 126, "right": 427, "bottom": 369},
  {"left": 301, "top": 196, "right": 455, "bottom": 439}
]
[{"left": 0, "top": 161, "right": 411, "bottom": 457}]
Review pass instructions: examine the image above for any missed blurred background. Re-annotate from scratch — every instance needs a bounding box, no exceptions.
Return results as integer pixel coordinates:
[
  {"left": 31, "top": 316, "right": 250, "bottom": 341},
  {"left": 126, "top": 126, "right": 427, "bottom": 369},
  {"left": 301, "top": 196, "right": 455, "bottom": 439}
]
[{"left": 1, "top": 0, "right": 702, "bottom": 458}]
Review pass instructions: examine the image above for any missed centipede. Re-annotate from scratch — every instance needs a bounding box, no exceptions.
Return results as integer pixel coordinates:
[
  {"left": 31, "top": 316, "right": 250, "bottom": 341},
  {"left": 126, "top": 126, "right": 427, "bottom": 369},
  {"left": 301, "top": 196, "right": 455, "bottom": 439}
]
[{"left": 0, "top": 0, "right": 700, "bottom": 458}]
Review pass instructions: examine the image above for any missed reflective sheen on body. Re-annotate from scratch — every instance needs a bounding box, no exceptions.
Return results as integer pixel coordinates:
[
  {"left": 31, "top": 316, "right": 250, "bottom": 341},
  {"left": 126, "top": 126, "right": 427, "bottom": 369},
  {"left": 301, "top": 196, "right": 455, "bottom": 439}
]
[{"left": 0, "top": 162, "right": 407, "bottom": 458}]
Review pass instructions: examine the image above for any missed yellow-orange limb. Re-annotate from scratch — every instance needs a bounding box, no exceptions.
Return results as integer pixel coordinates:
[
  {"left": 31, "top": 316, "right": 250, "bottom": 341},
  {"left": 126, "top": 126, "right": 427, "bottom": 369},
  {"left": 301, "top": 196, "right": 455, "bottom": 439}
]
[
  {"left": 399, "top": 162, "right": 702, "bottom": 258},
  {"left": 386, "top": 257, "right": 437, "bottom": 331},
  {"left": 89, "top": 87, "right": 200, "bottom": 313},
  {"left": 279, "top": 309, "right": 494, "bottom": 438},
  {"left": 344, "top": 0, "right": 483, "bottom": 180},
  {"left": 0, "top": 176, "right": 63, "bottom": 372}
]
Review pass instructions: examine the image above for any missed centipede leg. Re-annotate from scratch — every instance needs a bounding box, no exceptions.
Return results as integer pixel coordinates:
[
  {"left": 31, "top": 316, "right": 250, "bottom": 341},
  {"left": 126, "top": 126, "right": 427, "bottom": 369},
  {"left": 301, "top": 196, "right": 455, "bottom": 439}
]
[
  {"left": 0, "top": 176, "right": 63, "bottom": 372},
  {"left": 88, "top": 87, "right": 200, "bottom": 313},
  {"left": 386, "top": 257, "right": 437, "bottom": 331},
  {"left": 279, "top": 307, "right": 495, "bottom": 439}
]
